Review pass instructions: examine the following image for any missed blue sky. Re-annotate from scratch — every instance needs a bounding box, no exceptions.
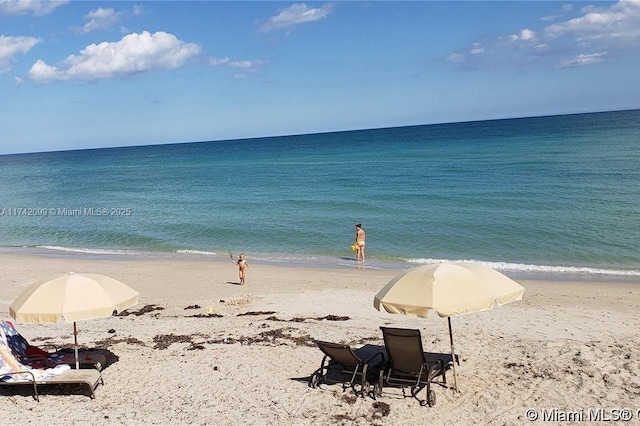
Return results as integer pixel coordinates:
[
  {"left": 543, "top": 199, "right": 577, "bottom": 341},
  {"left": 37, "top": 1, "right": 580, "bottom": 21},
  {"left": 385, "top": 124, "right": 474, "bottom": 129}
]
[{"left": 1, "top": 1, "right": 639, "bottom": 155}]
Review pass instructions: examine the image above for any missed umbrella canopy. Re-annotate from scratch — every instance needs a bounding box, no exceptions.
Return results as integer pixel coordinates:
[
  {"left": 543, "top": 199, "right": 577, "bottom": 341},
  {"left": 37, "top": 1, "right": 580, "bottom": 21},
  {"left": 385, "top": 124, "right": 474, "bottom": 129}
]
[
  {"left": 374, "top": 262, "right": 524, "bottom": 318},
  {"left": 9, "top": 272, "right": 140, "bottom": 368},
  {"left": 10, "top": 272, "right": 140, "bottom": 323},
  {"left": 373, "top": 262, "right": 524, "bottom": 392}
]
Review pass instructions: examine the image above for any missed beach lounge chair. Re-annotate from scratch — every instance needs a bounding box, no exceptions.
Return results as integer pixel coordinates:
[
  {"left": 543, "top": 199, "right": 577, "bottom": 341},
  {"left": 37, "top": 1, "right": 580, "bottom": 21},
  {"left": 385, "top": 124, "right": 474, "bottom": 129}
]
[
  {"left": 0, "top": 341, "right": 103, "bottom": 401},
  {"left": 309, "top": 341, "right": 385, "bottom": 397},
  {"left": 0, "top": 320, "right": 106, "bottom": 371},
  {"left": 379, "top": 327, "right": 452, "bottom": 407}
]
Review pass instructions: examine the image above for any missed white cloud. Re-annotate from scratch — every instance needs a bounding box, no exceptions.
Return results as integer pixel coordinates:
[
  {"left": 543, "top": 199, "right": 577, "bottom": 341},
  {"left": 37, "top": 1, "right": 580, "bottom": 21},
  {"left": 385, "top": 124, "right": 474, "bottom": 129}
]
[
  {"left": 0, "top": 35, "right": 39, "bottom": 73},
  {"left": 209, "top": 57, "right": 230, "bottom": 67},
  {"left": 470, "top": 42, "right": 484, "bottom": 55},
  {"left": 446, "top": 53, "right": 465, "bottom": 63},
  {"left": 227, "top": 60, "right": 264, "bottom": 70},
  {"left": 447, "top": 0, "right": 640, "bottom": 69},
  {"left": 545, "top": 0, "right": 640, "bottom": 46},
  {"left": 28, "top": 58, "right": 58, "bottom": 79},
  {"left": 0, "top": 0, "right": 68, "bottom": 16},
  {"left": 209, "top": 56, "right": 265, "bottom": 78},
  {"left": 260, "top": 3, "right": 332, "bottom": 33},
  {"left": 26, "top": 31, "right": 200, "bottom": 82},
  {"left": 516, "top": 29, "right": 536, "bottom": 41},
  {"left": 540, "top": 14, "right": 562, "bottom": 22},
  {"left": 80, "top": 7, "right": 121, "bottom": 34},
  {"left": 561, "top": 52, "right": 606, "bottom": 67}
]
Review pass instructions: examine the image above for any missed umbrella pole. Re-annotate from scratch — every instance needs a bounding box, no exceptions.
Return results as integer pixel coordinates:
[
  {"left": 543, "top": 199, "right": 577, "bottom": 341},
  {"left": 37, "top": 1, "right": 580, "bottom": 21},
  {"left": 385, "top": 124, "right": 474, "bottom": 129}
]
[
  {"left": 73, "top": 321, "right": 79, "bottom": 370},
  {"left": 448, "top": 317, "right": 459, "bottom": 393}
]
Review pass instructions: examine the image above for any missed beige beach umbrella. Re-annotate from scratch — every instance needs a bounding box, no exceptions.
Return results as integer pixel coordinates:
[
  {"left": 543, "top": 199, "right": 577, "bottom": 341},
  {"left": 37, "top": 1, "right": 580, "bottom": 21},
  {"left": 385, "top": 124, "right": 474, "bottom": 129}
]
[
  {"left": 9, "top": 272, "right": 140, "bottom": 368},
  {"left": 373, "top": 262, "right": 524, "bottom": 392}
]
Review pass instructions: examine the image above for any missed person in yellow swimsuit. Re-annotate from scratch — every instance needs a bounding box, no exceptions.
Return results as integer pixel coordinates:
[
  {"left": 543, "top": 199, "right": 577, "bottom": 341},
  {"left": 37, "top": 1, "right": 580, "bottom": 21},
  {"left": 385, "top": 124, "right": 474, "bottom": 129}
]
[
  {"left": 233, "top": 253, "right": 249, "bottom": 285},
  {"left": 355, "top": 224, "right": 366, "bottom": 262}
]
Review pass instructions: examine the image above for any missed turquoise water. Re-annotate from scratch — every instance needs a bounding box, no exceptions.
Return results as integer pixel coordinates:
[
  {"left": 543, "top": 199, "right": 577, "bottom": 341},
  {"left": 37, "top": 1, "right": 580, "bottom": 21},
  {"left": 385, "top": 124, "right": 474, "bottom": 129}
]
[{"left": 1, "top": 110, "right": 639, "bottom": 280}]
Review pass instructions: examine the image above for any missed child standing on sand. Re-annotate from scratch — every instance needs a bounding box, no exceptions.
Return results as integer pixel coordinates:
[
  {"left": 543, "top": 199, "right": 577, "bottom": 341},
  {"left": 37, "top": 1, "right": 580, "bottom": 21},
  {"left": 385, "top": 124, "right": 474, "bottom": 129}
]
[{"left": 233, "top": 253, "right": 249, "bottom": 285}]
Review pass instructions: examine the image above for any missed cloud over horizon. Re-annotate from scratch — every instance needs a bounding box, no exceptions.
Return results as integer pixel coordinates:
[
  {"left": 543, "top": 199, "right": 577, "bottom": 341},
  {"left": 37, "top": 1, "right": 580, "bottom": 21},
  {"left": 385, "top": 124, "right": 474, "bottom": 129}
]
[
  {"left": 0, "top": 0, "right": 68, "bottom": 16},
  {"left": 209, "top": 56, "right": 265, "bottom": 79},
  {"left": 79, "top": 7, "right": 121, "bottom": 34},
  {"left": 0, "top": 35, "right": 39, "bottom": 73},
  {"left": 260, "top": 3, "right": 332, "bottom": 33},
  {"left": 447, "top": 0, "right": 640, "bottom": 69},
  {"left": 24, "top": 31, "right": 200, "bottom": 82}
]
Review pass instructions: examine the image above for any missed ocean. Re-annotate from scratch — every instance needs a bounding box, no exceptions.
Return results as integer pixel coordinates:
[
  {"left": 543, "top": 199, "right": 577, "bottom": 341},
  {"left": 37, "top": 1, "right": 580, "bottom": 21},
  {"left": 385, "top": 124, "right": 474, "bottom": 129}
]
[{"left": 1, "top": 109, "right": 639, "bottom": 281}]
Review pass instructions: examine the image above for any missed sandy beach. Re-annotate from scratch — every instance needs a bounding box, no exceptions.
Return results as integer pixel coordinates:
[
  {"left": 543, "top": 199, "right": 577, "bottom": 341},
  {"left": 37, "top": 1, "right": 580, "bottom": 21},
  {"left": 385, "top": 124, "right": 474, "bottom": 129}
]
[{"left": 1, "top": 253, "right": 639, "bottom": 425}]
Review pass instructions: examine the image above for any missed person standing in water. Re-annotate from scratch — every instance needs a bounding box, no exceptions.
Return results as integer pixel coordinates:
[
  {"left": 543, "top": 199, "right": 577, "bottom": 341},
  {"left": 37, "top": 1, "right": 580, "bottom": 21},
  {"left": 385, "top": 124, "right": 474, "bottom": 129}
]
[
  {"left": 355, "top": 224, "right": 366, "bottom": 262},
  {"left": 233, "top": 253, "right": 249, "bottom": 285}
]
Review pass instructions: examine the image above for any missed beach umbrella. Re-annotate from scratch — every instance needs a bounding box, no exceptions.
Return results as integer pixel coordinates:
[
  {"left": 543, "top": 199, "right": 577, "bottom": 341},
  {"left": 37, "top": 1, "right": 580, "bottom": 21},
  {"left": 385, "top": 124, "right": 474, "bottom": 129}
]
[
  {"left": 9, "top": 272, "right": 140, "bottom": 368},
  {"left": 373, "top": 262, "right": 524, "bottom": 392}
]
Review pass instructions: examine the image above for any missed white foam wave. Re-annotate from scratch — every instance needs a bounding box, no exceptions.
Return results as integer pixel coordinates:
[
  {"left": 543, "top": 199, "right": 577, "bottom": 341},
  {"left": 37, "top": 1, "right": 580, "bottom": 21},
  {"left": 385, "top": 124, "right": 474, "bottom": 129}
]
[
  {"left": 175, "top": 249, "right": 216, "bottom": 256},
  {"left": 38, "top": 245, "right": 134, "bottom": 256},
  {"left": 404, "top": 258, "right": 640, "bottom": 277}
]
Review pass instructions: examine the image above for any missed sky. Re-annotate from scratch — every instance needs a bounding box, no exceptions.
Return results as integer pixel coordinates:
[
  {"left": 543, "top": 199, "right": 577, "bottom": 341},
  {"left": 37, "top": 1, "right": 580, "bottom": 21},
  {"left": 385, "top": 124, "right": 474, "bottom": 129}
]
[{"left": 1, "top": 0, "right": 639, "bottom": 155}]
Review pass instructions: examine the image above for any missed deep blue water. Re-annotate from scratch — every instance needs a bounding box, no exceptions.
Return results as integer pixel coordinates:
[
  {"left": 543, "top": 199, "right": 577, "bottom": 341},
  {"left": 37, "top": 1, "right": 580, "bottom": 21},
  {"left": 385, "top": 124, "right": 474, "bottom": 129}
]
[{"left": 1, "top": 109, "right": 639, "bottom": 280}]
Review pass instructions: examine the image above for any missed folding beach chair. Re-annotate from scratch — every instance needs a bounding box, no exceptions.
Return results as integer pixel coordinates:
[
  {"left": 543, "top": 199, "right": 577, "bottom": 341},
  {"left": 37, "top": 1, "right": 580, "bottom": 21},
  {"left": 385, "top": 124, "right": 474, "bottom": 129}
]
[
  {"left": 379, "top": 327, "right": 453, "bottom": 407},
  {"left": 0, "top": 320, "right": 105, "bottom": 371},
  {"left": 309, "top": 341, "right": 385, "bottom": 397},
  {"left": 0, "top": 341, "right": 103, "bottom": 401}
]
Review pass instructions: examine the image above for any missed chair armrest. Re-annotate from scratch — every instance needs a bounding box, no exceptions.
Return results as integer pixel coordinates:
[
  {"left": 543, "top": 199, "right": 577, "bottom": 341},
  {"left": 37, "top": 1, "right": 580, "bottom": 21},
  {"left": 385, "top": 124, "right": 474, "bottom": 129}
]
[
  {"left": 40, "top": 344, "right": 60, "bottom": 352},
  {"left": 1, "top": 369, "right": 37, "bottom": 382},
  {"left": 1, "top": 370, "right": 39, "bottom": 401}
]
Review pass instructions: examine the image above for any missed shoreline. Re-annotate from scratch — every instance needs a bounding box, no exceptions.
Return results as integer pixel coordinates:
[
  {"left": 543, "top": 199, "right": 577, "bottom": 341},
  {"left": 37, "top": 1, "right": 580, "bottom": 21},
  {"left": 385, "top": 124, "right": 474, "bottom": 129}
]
[
  {"left": 1, "top": 252, "right": 639, "bottom": 424},
  {"left": 2, "top": 246, "right": 640, "bottom": 284}
]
